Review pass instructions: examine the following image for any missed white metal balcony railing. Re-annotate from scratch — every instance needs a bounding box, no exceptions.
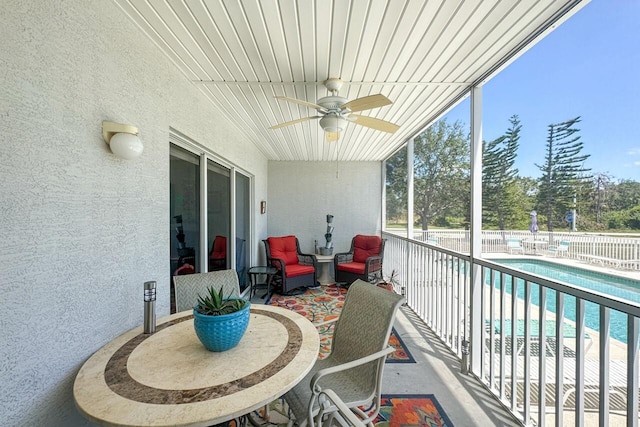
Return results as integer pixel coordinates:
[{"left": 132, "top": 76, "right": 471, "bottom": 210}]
[
  {"left": 382, "top": 230, "right": 640, "bottom": 427},
  {"left": 409, "top": 230, "right": 640, "bottom": 271}
]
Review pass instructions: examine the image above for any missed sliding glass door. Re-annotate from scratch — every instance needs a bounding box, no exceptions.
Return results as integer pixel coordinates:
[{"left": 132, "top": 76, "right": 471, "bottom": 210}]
[
  {"left": 170, "top": 145, "right": 200, "bottom": 276},
  {"left": 170, "top": 141, "right": 252, "bottom": 300}
]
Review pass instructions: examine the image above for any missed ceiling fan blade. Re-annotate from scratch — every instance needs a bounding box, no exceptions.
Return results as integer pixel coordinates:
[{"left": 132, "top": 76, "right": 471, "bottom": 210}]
[
  {"left": 350, "top": 115, "right": 400, "bottom": 133},
  {"left": 269, "top": 116, "right": 320, "bottom": 129},
  {"left": 275, "top": 96, "right": 325, "bottom": 111},
  {"left": 325, "top": 131, "right": 340, "bottom": 142},
  {"left": 341, "top": 94, "right": 392, "bottom": 113}
]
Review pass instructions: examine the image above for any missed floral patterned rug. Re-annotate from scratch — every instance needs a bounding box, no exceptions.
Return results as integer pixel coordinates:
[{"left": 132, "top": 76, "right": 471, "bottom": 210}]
[
  {"left": 266, "top": 283, "right": 414, "bottom": 362},
  {"left": 374, "top": 394, "right": 453, "bottom": 427},
  {"left": 247, "top": 394, "right": 453, "bottom": 427}
]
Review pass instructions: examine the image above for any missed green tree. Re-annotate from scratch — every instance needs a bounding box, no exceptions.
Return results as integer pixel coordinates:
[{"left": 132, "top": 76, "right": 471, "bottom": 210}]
[
  {"left": 413, "top": 119, "right": 469, "bottom": 230},
  {"left": 536, "top": 117, "right": 592, "bottom": 231},
  {"left": 483, "top": 115, "right": 521, "bottom": 229},
  {"left": 610, "top": 179, "right": 640, "bottom": 211},
  {"left": 604, "top": 206, "right": 640, "bottom": 230},
  {"left": 603, "top": 179, "right": 640, "bottom": 230}
]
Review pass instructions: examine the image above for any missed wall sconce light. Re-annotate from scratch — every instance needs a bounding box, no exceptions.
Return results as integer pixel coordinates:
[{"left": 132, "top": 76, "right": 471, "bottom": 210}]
[
  {"left": 260, "top": 201, "right": 267, "bottom": 214},
  {"left": 102, "top": 121, "right": 144, "bottom": 160}
]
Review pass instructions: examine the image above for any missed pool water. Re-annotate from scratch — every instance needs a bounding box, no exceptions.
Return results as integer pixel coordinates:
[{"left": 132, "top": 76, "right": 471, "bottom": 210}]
[{"left": 491, "top": 259, "right": 640, "bottom": 344}]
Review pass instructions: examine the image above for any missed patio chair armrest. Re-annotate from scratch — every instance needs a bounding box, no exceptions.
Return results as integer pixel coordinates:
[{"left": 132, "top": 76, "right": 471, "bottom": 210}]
[
  {"left": 309, "top": 346, "right": 395, "bottom": 393},
  {"left": 299, "top": 253, "right": 318, "bottom": 268},
  {"left": 269, "top": 257, "right": 286, "bottom": 272},
  {"left": 364, "top": 256, "right": 383, "bottom": 273},
  {"left": 334, "top": 252, "right": 353, "bottom": 264}
]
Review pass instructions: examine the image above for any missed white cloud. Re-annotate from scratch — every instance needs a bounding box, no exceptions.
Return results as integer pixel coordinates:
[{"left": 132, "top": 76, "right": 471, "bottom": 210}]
[{"left": 628, "top": 148, "right": 640, "bottom": 156}]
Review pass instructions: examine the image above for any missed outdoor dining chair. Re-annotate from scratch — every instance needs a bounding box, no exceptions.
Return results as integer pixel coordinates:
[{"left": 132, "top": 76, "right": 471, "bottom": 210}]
[
  {"left": 173, "top": 269, "right": 240, "bottom": 312},
  {"left": 308, "top": 389, "right": 366, "bottom": 427},
  {"left": 284, "top": 279, "right": 404, "bottom": 427}
]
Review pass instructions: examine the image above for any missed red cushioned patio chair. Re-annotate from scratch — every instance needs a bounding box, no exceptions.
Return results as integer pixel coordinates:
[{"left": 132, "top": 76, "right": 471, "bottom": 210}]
[
  {"left": 334, "top": 234, "right": 386, "bottom": 286},
  {"left": 208, "top": 235, "right": 227, "bottom": 271},
  {"left": 263, "top": 235, "right": 318, "bottom": 295}
]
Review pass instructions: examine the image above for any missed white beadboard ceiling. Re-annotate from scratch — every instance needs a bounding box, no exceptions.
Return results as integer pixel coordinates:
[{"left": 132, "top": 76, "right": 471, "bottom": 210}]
[{"left": 114, "top": 0, "right": 587, "bottom": 161}]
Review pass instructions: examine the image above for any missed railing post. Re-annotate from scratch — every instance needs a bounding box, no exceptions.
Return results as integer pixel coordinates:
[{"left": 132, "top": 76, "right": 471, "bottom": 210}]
[
  {"left": 461, "top": 339, "right": 470, "bottom": 374},
  {"left": 599, "top": 306, "right": 611, "bottom": 427},
  {"left": 408, "top": 238, "right": 411, "bottom": 305},
  {"left": 407, "top": 138, "right": 414, "bottom": 241},
  {"left": 627, "top": 315, "right": 639, "bottom": 427}
]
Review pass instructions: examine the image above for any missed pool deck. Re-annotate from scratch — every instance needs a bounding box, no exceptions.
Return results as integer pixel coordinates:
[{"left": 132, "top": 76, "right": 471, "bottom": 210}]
[
  {"left": 485, "top": 253, "right": 638, "bottom": 425},
  {"left": 486, "top": 253, "right": 638, "bottom": 360},
  {"left": 543, "top": 255, "right": 638, "bottom": 360},
  {"left": 486, "top": 252, "right": 640, "bottom": 281}
]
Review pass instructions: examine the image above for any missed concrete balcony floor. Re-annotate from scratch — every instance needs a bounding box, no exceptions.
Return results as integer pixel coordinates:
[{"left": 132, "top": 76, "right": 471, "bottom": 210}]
[{"left": 382, "top": 307, "right": 521, "bottom": 426}]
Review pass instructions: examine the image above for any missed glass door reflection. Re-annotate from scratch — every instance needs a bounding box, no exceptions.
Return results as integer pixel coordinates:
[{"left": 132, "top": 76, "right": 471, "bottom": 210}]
[
  {"left": 207, "top": 160, "right": 230, "bottom": 272},
  {"left": 170, "top": 145, "right": 200, "bottom": 277},
  {"left": 235, "top": 173, "right": 250, "bottom": 291}
]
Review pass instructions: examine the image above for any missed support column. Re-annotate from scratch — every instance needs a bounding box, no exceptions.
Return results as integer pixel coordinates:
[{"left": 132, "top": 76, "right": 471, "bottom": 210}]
[
  {"left": 407, "top": 139, "right": 414, "bottom": 240},
  {"left": 381, "top": 161, "right": 387, "bottom": 232},
  {"left": 469, "top": 86, "right": 483, "bottom": 374},
  {"left": 406, "top": 139, "right": 414, "bottom": 292}
]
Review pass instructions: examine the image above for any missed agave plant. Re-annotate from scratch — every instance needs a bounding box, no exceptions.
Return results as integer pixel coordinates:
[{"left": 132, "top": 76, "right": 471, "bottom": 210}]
[{"left": 195, "top": 286, "right": 247, "bottom": 316}]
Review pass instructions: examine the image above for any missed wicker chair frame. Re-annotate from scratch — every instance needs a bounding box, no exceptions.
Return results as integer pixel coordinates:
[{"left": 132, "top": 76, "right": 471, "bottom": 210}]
[
  {"left": 333, "top": 238, "right": 386, "bottom": 286},
  {"left": 263, "top": 237, "right": 318, "bottom": 295}
]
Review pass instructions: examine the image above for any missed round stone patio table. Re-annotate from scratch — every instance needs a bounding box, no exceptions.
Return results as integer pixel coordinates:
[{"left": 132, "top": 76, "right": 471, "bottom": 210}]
[{"left": 74, "top": 305, "right": 319, "bottom": 427}]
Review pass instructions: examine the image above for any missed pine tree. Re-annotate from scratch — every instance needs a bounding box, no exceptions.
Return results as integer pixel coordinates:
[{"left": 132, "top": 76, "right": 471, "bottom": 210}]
[
  {"left": 483, "top": 115, "right": 521, "bottom": 229},
  {"left": 536, "top": 117, "right": 591, "bottom": 231}
]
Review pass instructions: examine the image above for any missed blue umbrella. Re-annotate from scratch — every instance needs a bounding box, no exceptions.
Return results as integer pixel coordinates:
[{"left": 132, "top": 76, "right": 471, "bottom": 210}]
[{"left": 529, "top": 210, "right": 539, "bottom": 233}]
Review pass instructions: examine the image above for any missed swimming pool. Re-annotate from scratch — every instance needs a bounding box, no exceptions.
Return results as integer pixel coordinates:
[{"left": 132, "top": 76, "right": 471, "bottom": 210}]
[{"left": 490, "top": 259, "right": 640, "bottom": 344}]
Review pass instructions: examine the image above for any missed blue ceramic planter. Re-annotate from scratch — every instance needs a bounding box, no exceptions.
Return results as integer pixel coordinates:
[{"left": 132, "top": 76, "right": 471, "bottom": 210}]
[{"left": 193, "top": 300, "right": 251, "bottom": 352}]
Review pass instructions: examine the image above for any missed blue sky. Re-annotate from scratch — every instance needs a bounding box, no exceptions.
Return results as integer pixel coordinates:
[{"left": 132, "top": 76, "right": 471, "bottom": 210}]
[{"left": 444, "top": 0, "right": 640, "bottom": 181}]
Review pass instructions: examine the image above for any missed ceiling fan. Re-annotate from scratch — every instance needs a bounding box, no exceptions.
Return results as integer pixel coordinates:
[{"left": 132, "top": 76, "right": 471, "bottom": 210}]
[{"left": 269, "top": 78, "right": 400, "bottom": 141}]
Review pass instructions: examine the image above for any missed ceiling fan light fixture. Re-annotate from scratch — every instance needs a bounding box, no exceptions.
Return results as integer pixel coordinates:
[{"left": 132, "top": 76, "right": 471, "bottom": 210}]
[
  {"left": 269, "top": 77, "right": 399, "bottom": 138},
  {"left": 319, "top": 115, "right": 347, "bottom": 133}
]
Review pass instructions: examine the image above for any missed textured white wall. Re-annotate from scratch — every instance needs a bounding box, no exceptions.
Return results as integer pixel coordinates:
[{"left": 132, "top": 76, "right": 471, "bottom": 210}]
[
  {"left": 0, "top": 2, "right": 267, "bottom": 426},
  {"left": 267, "top": 162, "right": 382, "bottom": 255}
]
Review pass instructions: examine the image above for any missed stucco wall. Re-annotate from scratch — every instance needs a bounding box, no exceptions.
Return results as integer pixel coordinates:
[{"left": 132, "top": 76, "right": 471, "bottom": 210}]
[
  {"left": 267, "top": 161, "right": 382, "bottom": 255},
  {"left": 0, "top": 1, "right": 267, "bottom": 425}
]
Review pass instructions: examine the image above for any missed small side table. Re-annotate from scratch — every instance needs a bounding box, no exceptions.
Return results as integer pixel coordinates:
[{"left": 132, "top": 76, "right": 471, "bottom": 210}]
[
  {"left": 315, "top": 254, "right": 335, "bottom": 284},
  {"left": 248, "top": 266, "right": 278, "bottom": 299}
]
